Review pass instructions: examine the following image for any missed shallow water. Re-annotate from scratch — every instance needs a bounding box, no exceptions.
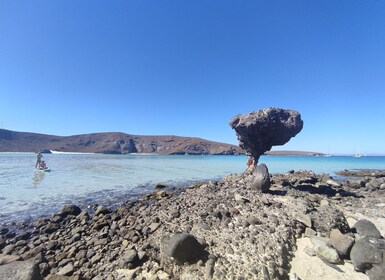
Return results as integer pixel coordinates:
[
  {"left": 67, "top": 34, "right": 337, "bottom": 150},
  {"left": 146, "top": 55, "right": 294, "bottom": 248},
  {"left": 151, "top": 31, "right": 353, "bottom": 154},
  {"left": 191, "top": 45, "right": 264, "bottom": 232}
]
[{"left": 1, "top": 153, "right": 384, "bottom": 225}]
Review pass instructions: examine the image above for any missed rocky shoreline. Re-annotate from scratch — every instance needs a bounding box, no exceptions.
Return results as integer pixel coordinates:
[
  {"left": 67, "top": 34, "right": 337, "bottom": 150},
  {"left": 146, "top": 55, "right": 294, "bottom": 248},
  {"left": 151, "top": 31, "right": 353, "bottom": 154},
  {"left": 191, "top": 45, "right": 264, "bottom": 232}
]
[{"left": 1, "top": 169, "right": 385, "bottom": 280}]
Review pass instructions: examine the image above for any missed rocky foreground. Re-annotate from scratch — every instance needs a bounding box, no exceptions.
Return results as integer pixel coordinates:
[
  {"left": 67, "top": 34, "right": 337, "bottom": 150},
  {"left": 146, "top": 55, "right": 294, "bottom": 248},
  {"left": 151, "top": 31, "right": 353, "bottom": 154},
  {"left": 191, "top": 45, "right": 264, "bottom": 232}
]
[{"left": 1, "top": 169, "right": 385, "bottom": 280}]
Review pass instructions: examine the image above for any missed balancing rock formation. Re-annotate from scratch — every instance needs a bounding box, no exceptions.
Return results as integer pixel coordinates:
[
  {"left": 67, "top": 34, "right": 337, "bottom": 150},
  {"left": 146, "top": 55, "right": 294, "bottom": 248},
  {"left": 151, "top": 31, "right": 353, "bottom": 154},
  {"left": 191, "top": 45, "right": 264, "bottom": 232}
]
[{"left": 229, "top": 107, "right": 304, "bottom": 164}]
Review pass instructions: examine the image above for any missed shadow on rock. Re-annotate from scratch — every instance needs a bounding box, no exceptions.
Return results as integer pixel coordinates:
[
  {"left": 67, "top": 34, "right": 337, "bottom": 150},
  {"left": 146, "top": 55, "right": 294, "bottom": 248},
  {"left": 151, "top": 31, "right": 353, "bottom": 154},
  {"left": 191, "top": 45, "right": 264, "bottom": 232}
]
[
  {"left": 294, "top": 184, "right": 362, "bottom": 198},
  {"left": 268, "top": 189, "right": 288, "bottom": 196}
]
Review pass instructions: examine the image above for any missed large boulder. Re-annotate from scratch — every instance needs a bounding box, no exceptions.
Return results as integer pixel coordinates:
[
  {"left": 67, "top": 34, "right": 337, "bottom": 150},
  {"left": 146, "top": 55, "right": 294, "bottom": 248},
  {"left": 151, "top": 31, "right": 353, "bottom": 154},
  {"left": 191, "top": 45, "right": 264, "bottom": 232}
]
[
  {"left": 352, "top": 219, "right": 383, "bottom": 239},
  {"left": 350, "top": 236, "right": 383, "bottom": 272},
  {"left": 161, "top": 233, "right": 204, "bottom": 263},
  {"left": 0, "top": 260, "right": 42, "bottom": 280},
  {"left": 229, "top": 108, "right": 303, "bottom": 163},
  {"left": 251, "top": 163, "right": 271, "bottom": 192}
]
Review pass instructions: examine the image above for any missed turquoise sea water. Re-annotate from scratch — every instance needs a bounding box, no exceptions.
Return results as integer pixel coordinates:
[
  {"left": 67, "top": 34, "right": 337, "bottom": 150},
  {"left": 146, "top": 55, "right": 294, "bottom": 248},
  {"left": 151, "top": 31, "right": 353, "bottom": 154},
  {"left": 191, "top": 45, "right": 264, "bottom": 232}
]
[{"left": 1, "top": 153, "right": 385, "bottom": 225}]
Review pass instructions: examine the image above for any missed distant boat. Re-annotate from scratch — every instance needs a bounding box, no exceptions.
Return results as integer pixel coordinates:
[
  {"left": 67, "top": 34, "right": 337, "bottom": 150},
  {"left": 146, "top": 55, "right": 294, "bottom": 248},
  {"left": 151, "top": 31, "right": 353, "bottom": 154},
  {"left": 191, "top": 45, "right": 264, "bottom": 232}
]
[
  {"left": 353, "top": 146, "right": 363, "bottom": 158},
  {"left": 324, "top": 146, "right": 332, "bottom": 157}
]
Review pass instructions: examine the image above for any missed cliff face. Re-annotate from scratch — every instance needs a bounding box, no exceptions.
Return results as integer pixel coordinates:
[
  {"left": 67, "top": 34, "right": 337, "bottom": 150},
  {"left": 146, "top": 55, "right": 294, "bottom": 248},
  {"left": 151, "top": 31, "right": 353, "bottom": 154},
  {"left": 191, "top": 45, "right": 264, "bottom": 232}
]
[{"left": 0, "top": 129, "right": 244, "bottom": 155}]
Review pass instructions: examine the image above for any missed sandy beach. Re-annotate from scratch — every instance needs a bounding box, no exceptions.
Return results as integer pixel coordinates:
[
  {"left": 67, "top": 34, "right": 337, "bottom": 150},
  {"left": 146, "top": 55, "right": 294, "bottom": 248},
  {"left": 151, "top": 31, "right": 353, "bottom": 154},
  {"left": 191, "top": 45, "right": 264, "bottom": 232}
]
[{"left": 1, "top": 169, "right": 385, "bottom": 279}]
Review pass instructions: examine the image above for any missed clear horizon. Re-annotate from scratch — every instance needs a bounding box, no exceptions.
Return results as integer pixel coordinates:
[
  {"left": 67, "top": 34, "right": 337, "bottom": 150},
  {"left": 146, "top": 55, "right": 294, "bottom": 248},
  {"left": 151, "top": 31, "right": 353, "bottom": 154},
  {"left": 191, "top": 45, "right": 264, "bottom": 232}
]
[{"left": 1, "top": 1, "right": 384, "bottom": 154}]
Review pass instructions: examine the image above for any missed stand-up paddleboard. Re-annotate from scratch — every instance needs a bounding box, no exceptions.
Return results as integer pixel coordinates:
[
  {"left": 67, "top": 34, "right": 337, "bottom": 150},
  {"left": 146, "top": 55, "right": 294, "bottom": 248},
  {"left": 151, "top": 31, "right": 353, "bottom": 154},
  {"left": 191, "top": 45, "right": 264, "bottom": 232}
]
[{"left": 35, "top": 168, "right": 51, "bottom": 172}]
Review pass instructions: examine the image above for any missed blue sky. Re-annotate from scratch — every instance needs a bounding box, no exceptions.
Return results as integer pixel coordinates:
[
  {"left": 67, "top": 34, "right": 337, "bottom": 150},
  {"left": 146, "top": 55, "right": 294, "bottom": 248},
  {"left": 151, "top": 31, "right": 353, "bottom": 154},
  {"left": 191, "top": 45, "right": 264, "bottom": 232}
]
[{"left": 1, "top": 1, "right": 384, "bottom": 155}]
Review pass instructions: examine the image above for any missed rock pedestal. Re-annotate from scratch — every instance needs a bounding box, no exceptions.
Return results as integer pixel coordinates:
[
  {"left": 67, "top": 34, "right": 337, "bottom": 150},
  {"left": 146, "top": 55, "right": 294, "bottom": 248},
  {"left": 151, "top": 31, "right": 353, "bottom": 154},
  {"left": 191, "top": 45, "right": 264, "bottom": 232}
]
[{"left": 251, "top": 164, "right": 271, "bottom": 192}]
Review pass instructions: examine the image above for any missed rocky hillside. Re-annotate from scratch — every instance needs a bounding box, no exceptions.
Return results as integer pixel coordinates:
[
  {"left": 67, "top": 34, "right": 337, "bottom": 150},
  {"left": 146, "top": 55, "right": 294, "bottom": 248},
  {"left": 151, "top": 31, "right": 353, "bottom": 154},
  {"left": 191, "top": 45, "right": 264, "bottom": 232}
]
[{"left": 0, "top": 129, "right": 243, "bottom": 155}]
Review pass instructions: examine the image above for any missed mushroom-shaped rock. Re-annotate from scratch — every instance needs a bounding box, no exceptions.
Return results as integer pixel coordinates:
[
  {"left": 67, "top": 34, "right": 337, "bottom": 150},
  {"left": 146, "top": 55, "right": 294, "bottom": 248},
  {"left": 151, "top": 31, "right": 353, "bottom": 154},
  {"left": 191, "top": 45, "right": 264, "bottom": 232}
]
[
  {"left": 229, "top": 108, "right": 303, "bottom": 163},
  {"left": 161, "top": 233, "right": 204, "bottom": 263}
]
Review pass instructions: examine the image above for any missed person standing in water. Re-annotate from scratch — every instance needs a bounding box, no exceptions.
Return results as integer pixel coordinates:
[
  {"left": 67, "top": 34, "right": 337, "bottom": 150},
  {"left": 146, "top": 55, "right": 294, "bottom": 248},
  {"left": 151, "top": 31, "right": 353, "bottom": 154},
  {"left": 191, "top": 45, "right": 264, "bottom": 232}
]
[{"left": 35, "top": 152, "right": 43, "bottom": 168}]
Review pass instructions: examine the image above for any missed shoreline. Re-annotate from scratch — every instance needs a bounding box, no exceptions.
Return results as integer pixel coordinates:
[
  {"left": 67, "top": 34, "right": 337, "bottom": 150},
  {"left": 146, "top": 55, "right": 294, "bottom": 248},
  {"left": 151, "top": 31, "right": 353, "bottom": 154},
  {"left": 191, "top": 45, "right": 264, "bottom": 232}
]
[{"left": 1, "top": 169, "right": 385, "bottom": 279}]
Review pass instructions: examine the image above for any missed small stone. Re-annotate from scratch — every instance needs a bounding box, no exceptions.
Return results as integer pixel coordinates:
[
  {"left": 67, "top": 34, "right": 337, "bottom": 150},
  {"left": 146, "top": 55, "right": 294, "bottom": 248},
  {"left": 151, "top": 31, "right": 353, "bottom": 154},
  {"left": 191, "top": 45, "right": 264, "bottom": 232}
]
[
  {"left": 329, "top": 229, "right": 355, "bottom": 258},
  {"left": 147, "top": 222, "right": 161, "bottom": 233},
  {"left": 77, "top": 211, "right": 89, "bottom": 221},
  {"left": 137, "top": 250, "right": 147, "bottom": 261},
  {"left": 205, "top": 258, "right": 216, "bottom": 279},
  {"left": 229, "top": 207, "right": 240, "bottom": 215},
  {"left": 57, "top": 262, "right": 74, "bottom": 276},
  {"left": 94, "top": 205, "right": 111, "bottom": 216},
  {"left": 310, "top": 236, "right": 330, "bottom": 250},
  {"left": 315, "top": 245, "right": 341, "bottom": 264},
  {"left": 40, "top": 223, "right": 60, "bottom": 234},
  {"left": 170, "top": 209, "right": 180, "bottom": 218},
  {"left": 123, "top": 249, "right": 139, "bottom": 264},
  {"left": 246, "top": 216, "right": 261, "bottom": 226},
  {"left": 304, "top": 227, "right": 316, "bottom": 238},
  {"left": 51, "top": 214, "right": 63, "bottom": 223},
  {"left": 132, "top": 236, "right": 140, "bottom": 243},
  {"left": 91, "top": 254, "right": 102, "bottom": 264},
  {"left": 161, "top": 233, "right": 204, "bottom": 263},
  {"left": 295, "top": 213, "right": 312, "bottom": 228},
  {"left": 234, "top": 193, "right": 250, "bottom": 203},
  {"left": 227, "top": 247, "right": 234, "bottom": 254},
  {"left": 92, "top": 219, "right": 109, "bottom": 230},
  {"left": 2, "top": 244, "right": 16, "bottom": 255},
  {"left": 320, "top": 199, "right": 329, "bottom": 206},
  {"left": 60, "top": 205, "right": 81, "bottom": 217},
  {"left": 326, "top": 179, "right": 342, "bottom": 187}
]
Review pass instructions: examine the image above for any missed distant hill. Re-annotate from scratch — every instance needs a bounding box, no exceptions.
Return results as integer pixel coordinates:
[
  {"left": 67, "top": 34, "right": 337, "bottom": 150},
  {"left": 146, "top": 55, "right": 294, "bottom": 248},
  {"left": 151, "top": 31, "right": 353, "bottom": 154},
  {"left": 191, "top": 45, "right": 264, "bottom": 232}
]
[
  {"left": 0, "top": 129, "right": 324, "bottom": 156},
  {"left": 0, "top": 129, "right": 243, "bottom": 155}
]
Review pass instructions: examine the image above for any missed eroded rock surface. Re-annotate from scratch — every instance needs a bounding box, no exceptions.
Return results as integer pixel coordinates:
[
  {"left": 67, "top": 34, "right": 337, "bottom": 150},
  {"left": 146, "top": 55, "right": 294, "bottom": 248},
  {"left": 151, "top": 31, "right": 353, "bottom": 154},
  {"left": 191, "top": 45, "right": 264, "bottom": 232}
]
[{"left": 229, "top": 107, "right": 303, "bottom": 163}]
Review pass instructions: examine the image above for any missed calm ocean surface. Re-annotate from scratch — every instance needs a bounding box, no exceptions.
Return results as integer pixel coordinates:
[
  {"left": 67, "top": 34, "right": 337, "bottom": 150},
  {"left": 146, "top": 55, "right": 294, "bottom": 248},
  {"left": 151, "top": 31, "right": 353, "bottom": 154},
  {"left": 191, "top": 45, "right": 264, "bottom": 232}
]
[{"left": 1, "top": 153, "right": 385, "bottom": 225}]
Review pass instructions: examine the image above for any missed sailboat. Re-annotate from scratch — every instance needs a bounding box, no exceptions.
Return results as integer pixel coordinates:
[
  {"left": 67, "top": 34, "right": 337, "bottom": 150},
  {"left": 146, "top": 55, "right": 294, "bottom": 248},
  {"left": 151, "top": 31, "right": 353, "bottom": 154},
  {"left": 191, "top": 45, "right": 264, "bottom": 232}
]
[
  {"left": 324, "top": 146, "right": 332, "bottom": 157},
  {"left": 353, "top": 146, "right": 362, "bottom": 158}
]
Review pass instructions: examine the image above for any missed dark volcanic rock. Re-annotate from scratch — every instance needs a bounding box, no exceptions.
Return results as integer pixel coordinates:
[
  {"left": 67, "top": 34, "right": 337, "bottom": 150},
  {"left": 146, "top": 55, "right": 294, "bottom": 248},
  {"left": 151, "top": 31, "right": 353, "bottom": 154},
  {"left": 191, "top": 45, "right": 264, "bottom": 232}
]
[
  {"left": 161, "top": 233, "right": 204, "bottom": 263},
  {"left": 309, "top": 206, "right": 350, "bottom": 236},
  {"left": 350, "top": 236, "right": 383, "bottom": 272},
  {"left": 251, "top": 163, "right": 271, "bottom": 192},
  {"left": 60, "top": 205, "right": 81, "bottom": 218},
  {"left": 352, "top": 219, "right": 383, "bottom": 239},
  {"left": 367, "top": 263, "right": 385, "bottom": 280},
  {"left": 229, "top": 108, "right": 303, "bottom": 163}
]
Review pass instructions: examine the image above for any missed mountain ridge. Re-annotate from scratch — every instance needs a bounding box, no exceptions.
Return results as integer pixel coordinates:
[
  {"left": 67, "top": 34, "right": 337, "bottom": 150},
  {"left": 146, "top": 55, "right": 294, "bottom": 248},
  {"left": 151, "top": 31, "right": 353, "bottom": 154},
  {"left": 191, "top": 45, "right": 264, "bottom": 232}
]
[{"left": 0, "top": 129, "right": 243, "bottom": 155}]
